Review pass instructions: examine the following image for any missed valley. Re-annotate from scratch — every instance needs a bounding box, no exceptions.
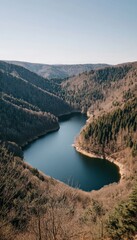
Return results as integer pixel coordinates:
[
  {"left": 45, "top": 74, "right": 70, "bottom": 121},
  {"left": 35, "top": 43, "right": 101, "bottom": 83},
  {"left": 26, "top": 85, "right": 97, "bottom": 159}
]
[{"left": 0, "top": 60, "right": 137, "bottom": 240}]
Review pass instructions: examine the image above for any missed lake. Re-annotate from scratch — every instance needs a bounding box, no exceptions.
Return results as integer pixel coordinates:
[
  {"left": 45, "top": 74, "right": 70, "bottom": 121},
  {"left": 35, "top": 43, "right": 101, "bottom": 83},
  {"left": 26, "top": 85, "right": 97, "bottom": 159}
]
[{"left": 24, "top": 113, "right": 120, "bottom": 191}]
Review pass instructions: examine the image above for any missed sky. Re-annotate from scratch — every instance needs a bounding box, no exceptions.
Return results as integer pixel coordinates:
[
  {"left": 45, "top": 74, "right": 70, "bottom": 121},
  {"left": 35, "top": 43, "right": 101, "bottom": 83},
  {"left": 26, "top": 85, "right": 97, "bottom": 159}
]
[{"left": 0, "top": 0, "right": 137, "bottom": 64}]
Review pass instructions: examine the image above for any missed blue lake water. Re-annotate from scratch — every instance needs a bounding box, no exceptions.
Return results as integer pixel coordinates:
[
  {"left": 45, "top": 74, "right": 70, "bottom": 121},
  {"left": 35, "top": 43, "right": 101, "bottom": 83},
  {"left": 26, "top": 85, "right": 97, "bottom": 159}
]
[{"left": 24, "top": 113, "right": 120, "bottom": 191}]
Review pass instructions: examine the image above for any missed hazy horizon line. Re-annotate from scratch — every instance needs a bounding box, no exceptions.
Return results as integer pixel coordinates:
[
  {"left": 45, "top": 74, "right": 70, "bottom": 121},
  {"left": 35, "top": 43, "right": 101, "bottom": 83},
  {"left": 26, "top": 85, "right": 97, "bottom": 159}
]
[{"left": 1, "top": 59, "right": 137, "bottom": 66}]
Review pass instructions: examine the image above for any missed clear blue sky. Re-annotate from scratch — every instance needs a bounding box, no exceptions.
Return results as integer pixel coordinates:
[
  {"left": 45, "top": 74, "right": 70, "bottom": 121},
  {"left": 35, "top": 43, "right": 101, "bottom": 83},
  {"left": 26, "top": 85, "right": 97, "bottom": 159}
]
[{"left": 0, "top": 0, "right": 137, "bottom": 64}]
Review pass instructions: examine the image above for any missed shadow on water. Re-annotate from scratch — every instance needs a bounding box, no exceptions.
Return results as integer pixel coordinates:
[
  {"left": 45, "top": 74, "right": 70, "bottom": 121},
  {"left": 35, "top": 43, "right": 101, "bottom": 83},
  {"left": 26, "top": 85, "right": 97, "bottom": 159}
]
[
  {"left": 58, "top": 112, "right": 81, "bottom": 122},
  {"left": 23, "top": 127, "right": 60, "bottom": 151}
]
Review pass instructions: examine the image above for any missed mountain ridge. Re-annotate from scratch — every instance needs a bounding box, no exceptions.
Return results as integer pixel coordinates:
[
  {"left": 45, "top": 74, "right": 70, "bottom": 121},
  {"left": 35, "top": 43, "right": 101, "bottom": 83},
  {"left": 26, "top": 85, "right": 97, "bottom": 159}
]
[{"left": 6, "top": 60, "right": 109, "bottom": 79}]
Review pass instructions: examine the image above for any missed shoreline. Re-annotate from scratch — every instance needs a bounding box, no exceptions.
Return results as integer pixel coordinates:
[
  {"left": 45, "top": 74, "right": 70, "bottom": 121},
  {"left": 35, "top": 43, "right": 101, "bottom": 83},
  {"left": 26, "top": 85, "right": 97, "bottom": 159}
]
[
  {"left": 73, "top": 144, "right": 126, "bottom": 181},
  {"left": 22, "top": 111, "right": 84, "bottom": 149},
  {"left": 22, "top": 125, "right": 60, "bottom": 149}
]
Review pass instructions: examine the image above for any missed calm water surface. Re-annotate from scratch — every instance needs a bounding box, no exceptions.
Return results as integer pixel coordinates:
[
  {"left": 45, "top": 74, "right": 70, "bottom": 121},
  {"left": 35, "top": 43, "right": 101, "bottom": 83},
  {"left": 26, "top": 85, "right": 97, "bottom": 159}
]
[{"left": 24, "top": 113, "right": 120, "bottom": 191}]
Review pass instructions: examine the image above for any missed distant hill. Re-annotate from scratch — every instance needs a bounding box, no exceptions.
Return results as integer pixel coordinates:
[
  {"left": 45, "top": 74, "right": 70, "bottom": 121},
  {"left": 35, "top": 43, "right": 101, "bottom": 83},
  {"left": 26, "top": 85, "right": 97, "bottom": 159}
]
[{"left": 7, "top": 60, "right": 109, "bottom": 79}]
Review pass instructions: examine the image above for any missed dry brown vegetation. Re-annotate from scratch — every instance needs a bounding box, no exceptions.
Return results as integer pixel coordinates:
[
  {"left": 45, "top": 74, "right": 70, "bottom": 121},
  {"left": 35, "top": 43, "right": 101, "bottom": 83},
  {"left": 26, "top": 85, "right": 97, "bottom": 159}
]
[
  {"left": 0, "top": 61, "right": 137, "bottom": 239},
  {"left": 0, "top": 144, "right": 106, "bottom": 240},
  {"left": 0, "top": 141, "right": 136, "bottom": 240},
  {"left": 61, "top": 62, "right": 137, "bottom": 115}
]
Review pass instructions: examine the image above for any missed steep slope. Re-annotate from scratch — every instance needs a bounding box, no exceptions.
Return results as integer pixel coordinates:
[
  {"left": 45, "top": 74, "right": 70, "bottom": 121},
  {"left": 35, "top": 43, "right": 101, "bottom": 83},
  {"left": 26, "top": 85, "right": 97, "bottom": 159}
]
[
  {"left": 76, "top": 98, "right": 137, "bottom": 159},
  {"left": 61, "top": 62, "right": 137, "bottom": 113},
  {"left": 72, "top": 63, "right": 137, "bottom": 182},
  {"left": 70, "top": 64, "right": 137, "bottom": 240},
  {"left": 0, "top": 144, "right": 95, "bottom": 240},
  {"left": 0, "top": 61, "right": 73, "bottom": 146},
  {"left": 0, "top": 96, "right": 59, "bottom": 146},
  {"left": 71, "top": 65, "right": 137, "bottom": 240},
  {"left": 0, "top": 61, "right": 72, "bottom": 116},
  {"left": 7, "top": 60, "right": 109, "bottom": 79},
  {"left": 106, "top": 183, "right": 137, "bottom": 240}
]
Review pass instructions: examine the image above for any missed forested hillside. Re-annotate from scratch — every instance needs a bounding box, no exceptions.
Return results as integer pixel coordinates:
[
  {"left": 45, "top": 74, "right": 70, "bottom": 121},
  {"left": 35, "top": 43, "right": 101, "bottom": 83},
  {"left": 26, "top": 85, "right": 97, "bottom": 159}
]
[
  {"left": 0, "top": 61, "right": 74, "bottom": 146},
  {"left": 74, "top": 93, "right": 137, "bottom": 240},
  {"left": 0, "top": 97, "right": 59, "bottom": 146},
  {"left": 60, "top": 62, "right": 137, "bottom": 113},
  {"left": 77, "top": 98, "right": 137, "bottom": 157},
  {"left": 0, "top": 61, "right": 72, "bottom": 116},
  {"left": 107, "top": 183, "right": 137, "bottom": 240}
]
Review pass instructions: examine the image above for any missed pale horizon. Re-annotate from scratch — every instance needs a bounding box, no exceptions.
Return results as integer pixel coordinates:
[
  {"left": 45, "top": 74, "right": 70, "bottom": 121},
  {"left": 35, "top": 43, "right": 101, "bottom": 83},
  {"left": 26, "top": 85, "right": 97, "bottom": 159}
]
[{"left": 2, "top": 58, "right": 137, "bottom": 66}]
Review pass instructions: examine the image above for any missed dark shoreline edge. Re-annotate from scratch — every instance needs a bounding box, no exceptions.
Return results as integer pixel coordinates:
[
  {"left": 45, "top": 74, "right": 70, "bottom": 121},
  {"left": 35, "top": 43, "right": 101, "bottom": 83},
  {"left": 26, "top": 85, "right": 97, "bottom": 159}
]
[{"left": 22, "top": 111, "right": 84, "bottom": 151}]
